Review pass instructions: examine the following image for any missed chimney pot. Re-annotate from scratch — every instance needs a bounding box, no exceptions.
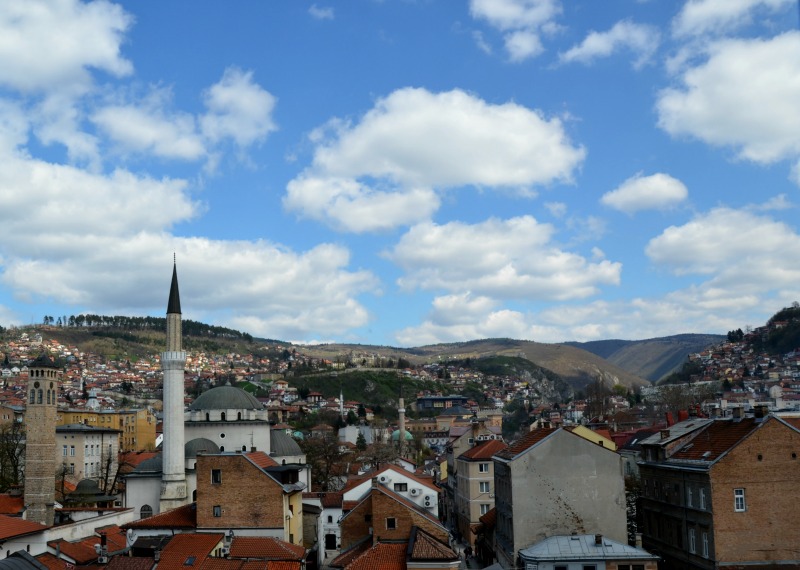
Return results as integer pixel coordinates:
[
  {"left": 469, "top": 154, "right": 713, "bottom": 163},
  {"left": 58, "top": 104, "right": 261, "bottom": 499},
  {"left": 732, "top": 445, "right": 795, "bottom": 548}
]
[{"left": 660, "top": 429, "right": 670, "bottom": 440}]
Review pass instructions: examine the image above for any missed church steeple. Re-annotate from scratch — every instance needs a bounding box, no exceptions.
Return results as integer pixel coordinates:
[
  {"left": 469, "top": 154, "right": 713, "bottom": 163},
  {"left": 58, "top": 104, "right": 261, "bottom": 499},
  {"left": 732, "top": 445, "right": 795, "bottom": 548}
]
[{"left": 167, "top": 261, "right": 181, "bottom": 315}]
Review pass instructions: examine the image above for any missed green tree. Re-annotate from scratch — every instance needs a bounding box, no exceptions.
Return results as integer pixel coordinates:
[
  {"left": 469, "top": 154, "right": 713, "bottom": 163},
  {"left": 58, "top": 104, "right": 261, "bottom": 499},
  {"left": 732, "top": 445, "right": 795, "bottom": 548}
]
[{"left": 356, "top": 431, "right": 367, "bottom": 451}]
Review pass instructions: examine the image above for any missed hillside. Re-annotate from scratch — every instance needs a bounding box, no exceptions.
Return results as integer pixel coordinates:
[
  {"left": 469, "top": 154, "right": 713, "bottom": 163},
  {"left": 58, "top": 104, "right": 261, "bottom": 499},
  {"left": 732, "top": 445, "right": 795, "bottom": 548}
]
[{"left": 564, "top": 334, "right": 725, "bottom": 383}]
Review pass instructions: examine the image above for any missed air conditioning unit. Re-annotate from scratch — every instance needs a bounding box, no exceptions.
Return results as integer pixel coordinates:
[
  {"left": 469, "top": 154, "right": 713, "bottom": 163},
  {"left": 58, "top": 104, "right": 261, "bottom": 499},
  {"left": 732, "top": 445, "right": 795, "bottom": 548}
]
[
  {"left": 220, "top": 547, "right": 230, "bottom": 557},
  {"left": 378, "top": 474, "right": 391, "bottom": 483},
  {"left": 97, "top": 556, "right": 108, "bottom": 564},
  {"left": 424, "top": 498, "right": 433, "bottom": 508},
  {"left": 410, "top": 488, "right": 421, "bottom": 496}
]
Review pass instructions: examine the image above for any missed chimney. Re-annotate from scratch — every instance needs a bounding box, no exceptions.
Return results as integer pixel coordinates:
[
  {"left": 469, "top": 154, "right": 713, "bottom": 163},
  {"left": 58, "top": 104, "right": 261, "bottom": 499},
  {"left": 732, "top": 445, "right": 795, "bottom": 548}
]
[
  {"left": 678, "top": 409, "right": 689, "bottom": 422},
  {"left": 660, "top": 429, "right": 670, "bottom": 440},
  {"left": 665, "top": 412, "right": 675, "bottom": 427},
  {"left": 594, "top": 534, "right": 603, "bottom": 546},
  {"left": 732, "top": 407, "right": 743, "bottom": 419},
  {"left": 635, "top": 533, "right": 643, "bottom": 549},
  {"left": 688, "top": 406, "right": 697, "bottom": 417},
  {"left": 371, "top": 477, "right": 379, "bottom": 489}
]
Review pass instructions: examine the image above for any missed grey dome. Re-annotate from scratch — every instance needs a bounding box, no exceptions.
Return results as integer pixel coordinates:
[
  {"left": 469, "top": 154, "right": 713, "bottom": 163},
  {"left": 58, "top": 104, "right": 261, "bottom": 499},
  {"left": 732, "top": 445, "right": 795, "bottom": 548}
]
[
  {"left": 189, "top": 386, "right": 262, "bottom": 411},
  {"left": 134, "top": 455, "right": 163, "bottom": 473},
  {"left": 73, "top": 479, "right": 101, "bottom": 495},
  {"left": 270, "top": 429, "right": 302, "bottom": 457},
  {"left": 185, "top": 437, "right": 220, "bottom": 458}
]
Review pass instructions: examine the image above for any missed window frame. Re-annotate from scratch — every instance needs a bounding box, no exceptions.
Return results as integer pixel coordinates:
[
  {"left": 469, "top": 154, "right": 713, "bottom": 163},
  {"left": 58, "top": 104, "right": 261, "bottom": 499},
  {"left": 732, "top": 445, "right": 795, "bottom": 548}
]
[
  {"left": 213, "top": 505, "right": 222, "bottom": 517},
  {"left": 478, "top": 463, "right": 490, "bottom": 473},
  {"left": 386, "top": 517, "right": 397, "bottom": 530},
  {"left": 211, "top": 469, "right": 222, "bottom": 485},
  {"left": 479, "top": 481, "right": 490, "bottom": 494},
  {"left": 734, "top": 488, "right": 746, "bottom": 512},
  {"left": 393, "top": 482, "right": 408, "bottom": 492}
]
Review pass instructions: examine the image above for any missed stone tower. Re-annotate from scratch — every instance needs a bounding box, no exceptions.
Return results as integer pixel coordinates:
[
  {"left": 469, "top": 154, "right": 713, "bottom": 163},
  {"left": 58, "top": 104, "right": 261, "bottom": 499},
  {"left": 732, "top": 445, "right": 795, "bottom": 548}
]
[
  {"left": 24, "top": 353, "right": 60, "bottom": 526},
  {"left": 160, "top": 262, "right": 188, "bottom": 512}
]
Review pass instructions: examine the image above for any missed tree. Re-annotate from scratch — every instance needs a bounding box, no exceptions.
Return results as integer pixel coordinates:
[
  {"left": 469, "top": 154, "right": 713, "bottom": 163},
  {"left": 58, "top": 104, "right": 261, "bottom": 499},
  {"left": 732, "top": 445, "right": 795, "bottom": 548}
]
[
  {"left": 356, "top": 431, "right": 367, "bottom": 451},
  {"left": 346, "top": 410, "right": 358, "bottom": 426},
  {"left": 584, "top": 378, "right": 613, "bottom": 420},
  {"left": 360, "top": 441, "right": 398, "bottom": 471},
  {"left": 0, "top": 420, "right": 25, "bottom": 491},
  {"left": 300, "top": 433, "right": 346, "bottom": 492},
  {"left": 357, "top": 403, "right": 366, "bottom": 418}
]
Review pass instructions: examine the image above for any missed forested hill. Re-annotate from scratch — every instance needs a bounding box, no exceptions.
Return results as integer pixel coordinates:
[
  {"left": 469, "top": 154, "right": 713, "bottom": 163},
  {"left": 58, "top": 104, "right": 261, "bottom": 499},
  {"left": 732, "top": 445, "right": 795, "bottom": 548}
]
[{"left": 40, "top": 314, "right": 254, "bottom": 341}]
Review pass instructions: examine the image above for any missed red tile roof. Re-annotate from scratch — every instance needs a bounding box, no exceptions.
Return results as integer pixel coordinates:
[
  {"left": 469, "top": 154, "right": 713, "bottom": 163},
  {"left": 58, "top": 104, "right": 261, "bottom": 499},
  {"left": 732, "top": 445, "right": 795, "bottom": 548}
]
[
  {"left": 409, "top": 527, "right": 458, "bottom": 561},
  {"left": 330, "top": 539, "right": 371, "bottom": 568},
  {"left": 105, "top": 556, "right": 156, "bottom": 570},
  {"left": 156, "top": 533, "right": 223, "bottom": 570},
  {"left": 0, "top": 494, "right": 24, "bottom": 515},
  {"left": 36, "top": 553, "right": 69, "bottom": 570},
  {"left": 460, "top": 439, "right": 507, "bottom": 460},
  {"left": 478, "top": 506, "right": 496, "bottom": 528},
  {"left": 495, "top": 427, "right": 557, "bottom": 460},
  {"left": 0, "top": 513, "right": 48, "bottom": 539},
  {"left": 123, "top": 503, "right": 197, "bottom": 530},
  {"left": 246, "top": 451, "right": 279, "bottom": 470},
  {"left": 229, "top": 537, "right": 305, "bottom": 560},
  {"left": 320, "top": 492, "right": 343, "bottom": 509},
  {"left": 345, "top": 542, "right": 406, "bottom": 570},
  {"left": 669, "top": 418, "right": 761, "bottom": 462},
  {"left": 48, "top": 538, "right": 98, "bottom": 564}
]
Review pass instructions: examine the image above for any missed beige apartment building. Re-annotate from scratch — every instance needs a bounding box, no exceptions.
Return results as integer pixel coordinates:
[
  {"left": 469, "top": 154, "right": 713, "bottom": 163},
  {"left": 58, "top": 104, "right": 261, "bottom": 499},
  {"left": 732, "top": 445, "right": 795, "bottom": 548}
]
[
  {"left": 57, "top": 408, "right": 156, "bottom": 451},
  {"left": 454, "top": 438, "right": 507, "bottom": 546}
]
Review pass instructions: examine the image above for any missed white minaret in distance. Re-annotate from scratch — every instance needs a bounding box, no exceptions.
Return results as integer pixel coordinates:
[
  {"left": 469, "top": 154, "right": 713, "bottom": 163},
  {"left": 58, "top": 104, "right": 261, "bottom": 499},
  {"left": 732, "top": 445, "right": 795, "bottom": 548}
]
[
  {"left": 160, "top": 262, "right": 188, "bottom": 512},
  {"left": 398, "top": 383, "right": 406, "bottom": 457}
]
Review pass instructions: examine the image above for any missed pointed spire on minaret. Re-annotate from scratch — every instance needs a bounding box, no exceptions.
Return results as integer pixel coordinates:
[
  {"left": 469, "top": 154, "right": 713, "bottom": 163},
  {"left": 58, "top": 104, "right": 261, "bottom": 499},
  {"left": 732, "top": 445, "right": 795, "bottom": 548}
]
[{"left": 167, "top": 258, "right": 181, "bottom": 315}]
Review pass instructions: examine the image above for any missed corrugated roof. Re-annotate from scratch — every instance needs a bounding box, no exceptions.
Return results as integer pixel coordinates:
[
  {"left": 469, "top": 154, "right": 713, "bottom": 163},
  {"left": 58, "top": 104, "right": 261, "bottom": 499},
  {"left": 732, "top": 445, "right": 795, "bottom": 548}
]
[{"left": 518, "top": 534, "right": 659, "bottom": 562}]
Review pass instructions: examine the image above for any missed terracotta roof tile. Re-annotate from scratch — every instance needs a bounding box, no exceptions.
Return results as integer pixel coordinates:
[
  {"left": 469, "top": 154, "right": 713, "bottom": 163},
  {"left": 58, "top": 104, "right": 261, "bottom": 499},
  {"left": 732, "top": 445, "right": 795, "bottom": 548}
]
[
  {"left": 156, "top": 533, "right": 223, "bottom": 570},
  {"left": 229, "top": 537, "right": 305, "bottom": 560},
  {"left": 199, "top": 559, "right": 246, "bottom": 570},
  {"left": 123, "top": 503, "right": 197, "bottom": 530},
  {"left": 36, "top": 553, "right": 69, "bottom": 570},
  {"left": 495, "top": 427, "right": 558, "bottom": 460},
  {"left": 0, "top": 494, "right": 24, "bottom": 515},
  {"left": 409, "top": 527, "right": 458, "bottom": 561},
  {"left": 320, "top": 492, "right": 343, "bottom": 509},
  {"left": 261, "top": 562, "right": 301, "bottom": 570},
  {"left": 669, "top": 418, "right": 761, "bottom": 462},
  {"left": 246, "top": 451, "right": 279, "bottom": 470},
  {"left": 96, "top": 525, "right": 128, "bottom": 552},
  {"left": 346, "top": 542, "right": 406, "bottom": 570},
  {"left": 105, "top": 557, "right": 156, "bottom": 570},
  {"left": 0, "top": 513, "right": 48, "bottom": 539},
  {"left": 460, "top": 439, "right": 507, "bottom": 460},
  {"left": 329, "top": 539, "right": 371, "bottom": 568},
  {"left": 48, "top": 538, "right": 98, "bottom": 564},
  {"left": 478, "top": 506, "right": 496, "bottom": 528}
]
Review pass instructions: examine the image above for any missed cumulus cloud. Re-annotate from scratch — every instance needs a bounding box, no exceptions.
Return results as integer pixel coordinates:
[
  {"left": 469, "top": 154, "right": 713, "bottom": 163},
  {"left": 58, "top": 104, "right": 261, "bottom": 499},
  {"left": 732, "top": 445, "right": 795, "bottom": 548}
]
[
  {"left": 91, "top": 68, "right": 277, "bottom": 163},
  {"left": 285, "top": 87, "right": 585, "bottom": 232},
  {"left": 672, "top": 0, "right": 794, "bottom": 38},
  {"left": 386, "top": 216, "right": 621, "bottom": 301},
  {"left": 657, "top": 32, "right": 800, "bottom": 179},
  {"left": 601, "top": 173, "right": 688, "bottom": 214},
  {"left": 559, "top": 20, "right": 660, "bottom": 69},
  {"left": 0, "top": 0, "right": 133, "bottom": 94},
  {"left": 469, "top": 0, "right": 562, "bottom": 61}
]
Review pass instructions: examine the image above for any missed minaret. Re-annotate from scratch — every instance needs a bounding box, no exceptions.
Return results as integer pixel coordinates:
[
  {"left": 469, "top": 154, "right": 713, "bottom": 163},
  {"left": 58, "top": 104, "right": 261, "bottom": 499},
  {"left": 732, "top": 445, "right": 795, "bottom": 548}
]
[
  {"left": 24, "top": 354, "right": 60, "bottom": 526},
  {"left": 397, "top": 382, "right": 406, "bottom": 457},
  {"left": 160, "top": 262, "right": 188, "bottom": 512}
]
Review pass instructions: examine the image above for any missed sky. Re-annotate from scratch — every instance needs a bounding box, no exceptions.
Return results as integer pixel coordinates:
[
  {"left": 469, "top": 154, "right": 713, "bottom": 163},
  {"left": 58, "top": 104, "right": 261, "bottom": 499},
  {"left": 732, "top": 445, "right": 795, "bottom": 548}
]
[{"left": 1, "top": 0, "right": 800, "bottom": 347}]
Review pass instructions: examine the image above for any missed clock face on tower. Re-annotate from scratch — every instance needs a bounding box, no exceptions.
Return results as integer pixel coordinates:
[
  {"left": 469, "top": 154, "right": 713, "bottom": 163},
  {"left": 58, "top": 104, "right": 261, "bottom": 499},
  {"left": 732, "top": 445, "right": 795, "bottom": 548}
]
[{"left": 34, "top": 381, "right": 40, "bottom": 388}]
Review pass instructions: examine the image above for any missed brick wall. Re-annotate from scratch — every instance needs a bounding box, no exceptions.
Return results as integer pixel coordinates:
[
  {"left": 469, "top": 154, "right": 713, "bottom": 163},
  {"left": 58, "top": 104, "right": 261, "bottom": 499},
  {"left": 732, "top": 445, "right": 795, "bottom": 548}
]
[
  {"left": 711, "top": 418, "right": 800, "bottom": 565},
  {"left": 196, "top": 454, "right": 284, "bottom": 530}
]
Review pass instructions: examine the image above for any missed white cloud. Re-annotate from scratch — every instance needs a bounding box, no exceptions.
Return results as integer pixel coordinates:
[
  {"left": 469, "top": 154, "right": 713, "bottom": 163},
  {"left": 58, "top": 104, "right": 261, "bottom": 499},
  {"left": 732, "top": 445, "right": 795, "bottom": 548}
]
[
  {"left": 559, "top": 20, "right": 660, "bottom": 69},
  {"left": 285, "top": 87, "right": 585, "bottom": 232},
  {"left": 308, "top": 4, "right": 334, "bottom": 20},
  {"left": 0, "top": 0, "right": 132, "bottom": 94},
  {"left": 601, "top": 172, "right": 688, "bottom": 214},
  {"left": 657, "top": 32, "right": 800, "bottom": 173},
  {"left": 0, "top": 149, "right": 377, "bottom": 339},
  {"left": 672, "top": 0, "right": 794, "bottom": 38},
  {"left": 386, "top": 216, "right": 621, "bottom": 301},
  {"left": 469, "top": 0, "right": 562, "bottom": 61},
  {"left": 93, "top": 93, "right": 205, "bottom": 160},
  {"left": 200, "top": 68, "right": 277, "bottom": 148}
]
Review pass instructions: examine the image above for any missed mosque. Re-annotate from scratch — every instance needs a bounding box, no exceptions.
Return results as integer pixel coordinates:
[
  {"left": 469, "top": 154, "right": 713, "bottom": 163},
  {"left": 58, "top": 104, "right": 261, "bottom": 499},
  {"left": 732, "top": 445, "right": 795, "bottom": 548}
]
[{"left": 123, "top": 263, "right": 307, "bottom": 518}]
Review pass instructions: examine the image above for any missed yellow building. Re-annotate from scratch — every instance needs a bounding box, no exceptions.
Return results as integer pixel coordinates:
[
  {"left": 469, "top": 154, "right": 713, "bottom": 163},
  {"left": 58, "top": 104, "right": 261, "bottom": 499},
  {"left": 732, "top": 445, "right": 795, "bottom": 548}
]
[{"left": 57, "top": 408, "right": 156, "bottom": 451}]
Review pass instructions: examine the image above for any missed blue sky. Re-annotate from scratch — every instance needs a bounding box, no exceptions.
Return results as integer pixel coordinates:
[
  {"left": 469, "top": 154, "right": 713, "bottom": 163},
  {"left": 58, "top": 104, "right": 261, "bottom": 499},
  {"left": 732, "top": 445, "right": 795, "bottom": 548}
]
[{"left": 1, "top": 0, "right": 800, "bottom": 346}]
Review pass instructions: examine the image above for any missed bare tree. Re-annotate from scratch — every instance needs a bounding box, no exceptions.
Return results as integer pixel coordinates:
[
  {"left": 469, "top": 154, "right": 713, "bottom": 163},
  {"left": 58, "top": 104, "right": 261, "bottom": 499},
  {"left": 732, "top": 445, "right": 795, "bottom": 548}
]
[
  {"left": 300, "top": 433, "right": 346, "bottom": 492},
  {"left": 0, "top": 420, "right": 25, "bottom": 491}
]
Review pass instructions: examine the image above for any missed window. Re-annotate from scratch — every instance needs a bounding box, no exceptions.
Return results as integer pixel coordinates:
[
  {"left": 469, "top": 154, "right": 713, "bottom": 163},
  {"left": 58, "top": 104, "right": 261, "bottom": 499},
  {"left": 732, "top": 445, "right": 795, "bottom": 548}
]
[
  {"left": 583, "top": 565, "right": 597, "bottom": 570},
  {"left": 480, "top": 503, "right": 490, "bottom": 515},
  {"left": 62, "top": 445, "right": 68, "bottom": 456},
  {"left": 555, "top": 566, "right": 568, "bottom": 570},
  {"left": 702, "top": 531, "right": 709, "bottom": 557},
  {"left": 364, "top": 514, "right": 372, "bottom": 523},
  {"left": 386, "top": 517, "right": 396, "bottom": 530},
  {"left": 689, "top": 528, "right": 696, "bottom": 553},
  {"left": 686, "top": 487, "right": 693, "bottom": 507},
  {"left": 212, "top": 469, "right": 222, "bottom": 484},
  {"left": 393, "top": 483, "right": 408, "bottom": 492},
  {"left": 699, "top": 488, "right": 706, "bottom": 510},
  {"left": 69, "top": 463, "right": 74, "bottom": 474},
  {"left": 70, "top": 445, "right": 75, "bottom": 456},
  {"left": 140, "top": 505, "right": 153, "bottom": 519},
  {"left": 480, "top": 481, "right": 490, "bottom": 493},
  {"left": 327, "top": 515, "right": 333, "bottom": 523},
  {"left": 479, "top": 463, "right": 489, "bottom": 473},
  {"left": 213, "top": 505, "right": 222, "bottom": 517},
  {"left": 734, "top": 488, "right": 746, "bottom": 512}
]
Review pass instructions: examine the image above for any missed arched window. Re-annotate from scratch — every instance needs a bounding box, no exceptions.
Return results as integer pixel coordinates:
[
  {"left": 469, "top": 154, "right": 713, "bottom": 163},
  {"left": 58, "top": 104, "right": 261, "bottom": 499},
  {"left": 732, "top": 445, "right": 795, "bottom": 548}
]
[
  {"left": 29, "top": 389, "right": 35, "bottom": 404},
  {"left": 37, "top": 389, "right": 43, "bottom": 404},
  {"left": 46, "top": 391, "right": 51, "bottom": 404},
  {"left": 221, "top": 412, "right": 226, "bottom": 421},
  {"left": 192, "top": 489, "right": 197, "bottom": 501},
  {"left": 140, "top": 505, "right": 153, "bottom": 519},
  {"left": 219, "top": 446, "right": 224, "bottom": 452},
  {"left": 206, "top": 413, "right": 210, "bottom": 421},
  {"left": 327, "top": 515, "right": 333, "bottom": 523},
  {"left": 242, "top": 445, "right": 246, "bottom": 452}
]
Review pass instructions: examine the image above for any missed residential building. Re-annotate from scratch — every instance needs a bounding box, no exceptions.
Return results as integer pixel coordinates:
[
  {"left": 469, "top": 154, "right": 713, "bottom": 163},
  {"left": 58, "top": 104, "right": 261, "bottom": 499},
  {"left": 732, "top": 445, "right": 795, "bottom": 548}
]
[
  {"left": 518, "top": 534, "right": 659, "bottom": 570},
  {"left": 55, "top": 424, "right": 121, "bottom": 487},
  {"left": 454, "top": 438, "right": 507, "bottom": 547},
  {"left": 493, "top": 427, "right": 627, "bottom": 569},
  {"left": 638, "top": 411, "right": 800, "bottom": 569}
]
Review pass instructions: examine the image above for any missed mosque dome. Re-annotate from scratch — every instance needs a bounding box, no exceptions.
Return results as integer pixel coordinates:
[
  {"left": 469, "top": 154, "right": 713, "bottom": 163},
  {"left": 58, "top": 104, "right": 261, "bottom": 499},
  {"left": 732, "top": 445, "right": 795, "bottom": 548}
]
[
  {"left": 391, "top": 429, "right": 413, "bottom": 441},
  {"left": 189, "top": 386, "right": 263, "bottom": 411},
  {"left": 73, "top": 479, "right": 102, "bottom": 495},
  {"left": 270, "top": 429, "right": 302, "bottom": 457},
  {"left": 185, "top": 437, "right": 220, "bottom": 458}
]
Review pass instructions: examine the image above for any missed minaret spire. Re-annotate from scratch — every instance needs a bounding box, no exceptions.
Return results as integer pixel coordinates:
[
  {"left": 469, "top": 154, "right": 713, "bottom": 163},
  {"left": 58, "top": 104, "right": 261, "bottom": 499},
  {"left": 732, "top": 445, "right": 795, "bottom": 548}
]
[{"left": 161, "top": 260, "right": 187, "bottom": 512}]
